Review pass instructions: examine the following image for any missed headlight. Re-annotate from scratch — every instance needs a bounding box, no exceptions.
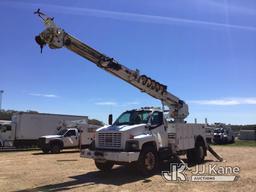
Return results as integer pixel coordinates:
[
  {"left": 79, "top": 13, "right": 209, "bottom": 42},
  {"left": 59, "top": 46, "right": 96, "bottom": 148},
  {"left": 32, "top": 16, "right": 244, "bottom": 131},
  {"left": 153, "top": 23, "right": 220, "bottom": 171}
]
[{"left": 125, "top": 140, "right": 139, "bottom": 152}]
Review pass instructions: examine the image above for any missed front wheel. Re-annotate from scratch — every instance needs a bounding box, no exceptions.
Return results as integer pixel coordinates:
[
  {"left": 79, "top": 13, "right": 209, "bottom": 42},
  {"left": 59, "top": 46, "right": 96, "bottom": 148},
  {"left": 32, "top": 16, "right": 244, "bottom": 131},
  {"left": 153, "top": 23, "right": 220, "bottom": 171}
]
[
  {"left": 230, "top": 136, "right": 235, "bottom": 144},
  {"left": 137, "top": 146, "right": 158, "bottom": 176},
  {"left": 42, "top": 147, "right": 50, "bottom": 154},
  {"left": 95, "top": 160, "right": 114, "bottom": 172},
  {"left": 51, "top": 144, "right": 61, "bottom": 154}
]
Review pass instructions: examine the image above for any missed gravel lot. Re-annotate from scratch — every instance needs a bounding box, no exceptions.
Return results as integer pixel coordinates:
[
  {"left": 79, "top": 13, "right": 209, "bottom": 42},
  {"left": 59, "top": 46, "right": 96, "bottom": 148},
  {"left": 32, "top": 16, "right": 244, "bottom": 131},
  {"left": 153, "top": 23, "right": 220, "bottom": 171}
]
[{"left": 0, "top": 146, "right": 255, "bottom": 192}]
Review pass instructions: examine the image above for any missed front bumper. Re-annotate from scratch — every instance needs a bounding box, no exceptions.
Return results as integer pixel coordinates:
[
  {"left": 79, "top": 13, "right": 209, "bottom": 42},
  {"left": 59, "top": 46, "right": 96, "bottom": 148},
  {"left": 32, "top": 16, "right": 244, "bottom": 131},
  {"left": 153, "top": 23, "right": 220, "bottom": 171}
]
[
  {"left": 80, "top": 149, "right": 140, "bottom": 163},
  {"left": 213, "top": 136, "right": 227, "bottom": 143}
]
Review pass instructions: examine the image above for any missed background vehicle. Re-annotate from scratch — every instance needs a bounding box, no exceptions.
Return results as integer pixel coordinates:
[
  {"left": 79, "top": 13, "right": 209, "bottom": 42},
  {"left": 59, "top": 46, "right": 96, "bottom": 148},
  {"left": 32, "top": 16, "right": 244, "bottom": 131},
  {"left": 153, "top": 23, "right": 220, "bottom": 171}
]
[
  {"left": 6, "top": 112, "right": 87, "bottom": 148},
  {"left": 205, "top": 126, "right": 214, "bottom": 143},
  {"left": 38, "top": 120, "right": 99, "bottom": 153},
  {"left": 213, "top": 127, "right": 235, "bottom": 144},
  {"left": 0, "top": 120, "right": 12, "bottom": 147}
]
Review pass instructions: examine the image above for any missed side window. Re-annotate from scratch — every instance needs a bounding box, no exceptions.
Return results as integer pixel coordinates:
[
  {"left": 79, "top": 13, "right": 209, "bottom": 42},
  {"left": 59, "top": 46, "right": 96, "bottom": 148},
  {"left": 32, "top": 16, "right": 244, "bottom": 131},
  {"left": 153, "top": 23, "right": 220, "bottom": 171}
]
[
  {"left": 142, "top": 112, "right": 150, "bottom": 123},
  {"left": 65, "top": 130, "right": 76, "bottom": 137},
  {"left": 0, "top": 125, "right": 11, "bottom": 132},
  {"left": 151, "top": 112, "right": 163, "bottom": 126}
]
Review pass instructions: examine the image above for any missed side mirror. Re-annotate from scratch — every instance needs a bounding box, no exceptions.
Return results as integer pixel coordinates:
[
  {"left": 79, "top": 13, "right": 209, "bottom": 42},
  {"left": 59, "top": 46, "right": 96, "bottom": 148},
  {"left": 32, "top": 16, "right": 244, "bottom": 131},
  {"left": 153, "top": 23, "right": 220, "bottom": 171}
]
[{"left": 108, "top": 114, "right": 113, "bottom": 125}]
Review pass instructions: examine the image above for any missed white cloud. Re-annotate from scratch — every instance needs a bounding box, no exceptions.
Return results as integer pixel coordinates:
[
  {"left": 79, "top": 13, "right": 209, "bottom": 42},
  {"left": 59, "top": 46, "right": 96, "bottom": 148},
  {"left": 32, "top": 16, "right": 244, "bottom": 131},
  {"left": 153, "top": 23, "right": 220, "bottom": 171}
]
[
  {"left": 121, "top": 101, "right": 140, "bottom": 106},
  {"left": 45, "top": 5, "right": 256, "bottom": 31},
  {"left": 199, "top": 0, "right": 256, "bottom": 15},
  {"left": 95, "top": 101, "right": 140, "bottom": 107},
  {"left": 2, "top": 1, "right": 256, "bottom": 31},
  {"left": 95, "top": 102, "right": 117, "bottom": 106},
  {"left": 29, "top": 93, "right": 59, "bottom": 98},
  {"left": 190, "top": 97, "right": 256, "bottom": 106}
]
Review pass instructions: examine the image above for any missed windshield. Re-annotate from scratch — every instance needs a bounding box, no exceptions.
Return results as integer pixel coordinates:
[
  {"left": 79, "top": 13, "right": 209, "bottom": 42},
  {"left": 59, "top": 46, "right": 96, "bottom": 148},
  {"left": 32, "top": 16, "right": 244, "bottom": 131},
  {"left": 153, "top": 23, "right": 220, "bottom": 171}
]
[
  {"left": 57, "top": 129, "right": 68, "bottom": 135},
  {"left": 114, "top": 110, "right": 151, "bottom": 126}
]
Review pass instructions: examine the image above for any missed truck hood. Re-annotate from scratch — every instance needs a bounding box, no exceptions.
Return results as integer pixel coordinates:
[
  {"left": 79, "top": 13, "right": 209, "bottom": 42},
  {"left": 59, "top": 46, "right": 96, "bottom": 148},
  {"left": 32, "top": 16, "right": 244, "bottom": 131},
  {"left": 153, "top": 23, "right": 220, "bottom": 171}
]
[
  {"left": 40, "top": 135, "right": 63, "bottom": 139},
  {"left": 97, "top": 124, "right": 147, "bottom": 134}
]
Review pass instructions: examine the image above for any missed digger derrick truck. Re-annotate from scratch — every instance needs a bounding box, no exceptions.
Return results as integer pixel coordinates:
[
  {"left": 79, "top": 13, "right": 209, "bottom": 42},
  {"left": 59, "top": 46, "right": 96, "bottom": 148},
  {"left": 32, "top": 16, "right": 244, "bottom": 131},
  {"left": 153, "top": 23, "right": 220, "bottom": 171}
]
[{"left": 35, "top": 10, "right": 223, "bottom": 175}]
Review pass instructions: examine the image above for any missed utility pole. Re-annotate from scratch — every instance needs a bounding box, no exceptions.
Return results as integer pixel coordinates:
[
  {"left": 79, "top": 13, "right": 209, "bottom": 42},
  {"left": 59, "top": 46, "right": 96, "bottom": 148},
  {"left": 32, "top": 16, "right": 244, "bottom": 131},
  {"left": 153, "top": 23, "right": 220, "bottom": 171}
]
[{"left": 0, "top": 90, "right": 4, "bottom": 111}]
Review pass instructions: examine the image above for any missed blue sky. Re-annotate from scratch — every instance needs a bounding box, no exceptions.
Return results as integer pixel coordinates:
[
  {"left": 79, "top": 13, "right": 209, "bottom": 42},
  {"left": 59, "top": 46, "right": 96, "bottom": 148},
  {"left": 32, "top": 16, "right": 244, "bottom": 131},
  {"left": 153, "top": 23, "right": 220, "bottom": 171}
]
[{"left": 0, "top": 0, "right": 256, "bottom": 124}]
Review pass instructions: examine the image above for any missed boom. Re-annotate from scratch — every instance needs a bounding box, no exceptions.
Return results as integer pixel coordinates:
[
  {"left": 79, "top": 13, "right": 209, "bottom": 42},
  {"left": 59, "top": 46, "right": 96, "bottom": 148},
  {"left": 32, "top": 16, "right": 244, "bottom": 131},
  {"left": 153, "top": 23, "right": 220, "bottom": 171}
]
[{"left": 34, "top": 10, "right": 189, "bottom": 122}]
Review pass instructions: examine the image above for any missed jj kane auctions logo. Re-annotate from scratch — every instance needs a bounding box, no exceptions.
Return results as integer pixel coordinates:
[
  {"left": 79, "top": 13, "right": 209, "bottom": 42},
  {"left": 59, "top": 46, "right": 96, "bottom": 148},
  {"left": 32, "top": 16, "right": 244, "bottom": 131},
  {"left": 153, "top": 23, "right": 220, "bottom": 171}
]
[{"left": 162, "top": 163, "right": 240, "bottom": 182}]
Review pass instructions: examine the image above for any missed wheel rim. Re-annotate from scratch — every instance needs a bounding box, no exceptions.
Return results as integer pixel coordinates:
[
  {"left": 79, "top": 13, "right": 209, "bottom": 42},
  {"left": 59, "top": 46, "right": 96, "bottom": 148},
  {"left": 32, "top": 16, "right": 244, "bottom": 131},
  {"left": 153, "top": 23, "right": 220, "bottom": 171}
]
[{"left": 144, "top": 152, "right": 156, "bottom": 170}]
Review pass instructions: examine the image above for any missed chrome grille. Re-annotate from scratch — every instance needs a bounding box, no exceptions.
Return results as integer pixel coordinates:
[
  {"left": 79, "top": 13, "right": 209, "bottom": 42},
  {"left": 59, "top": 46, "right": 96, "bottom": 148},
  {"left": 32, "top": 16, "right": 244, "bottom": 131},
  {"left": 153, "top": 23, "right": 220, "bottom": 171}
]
[
  {"left": 97, "top": 132, "right": 122, "bottom": 149},
  {"left": 168, "top": 133, "right": 176, "bottom": 139}
]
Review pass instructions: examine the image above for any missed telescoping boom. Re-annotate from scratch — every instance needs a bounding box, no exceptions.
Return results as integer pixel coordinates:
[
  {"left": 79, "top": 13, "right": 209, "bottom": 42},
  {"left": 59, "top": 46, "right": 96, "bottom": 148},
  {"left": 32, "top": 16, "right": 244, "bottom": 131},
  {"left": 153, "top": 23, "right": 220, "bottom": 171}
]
[{"left": 34, "top": 9, "right": 189, "bottom": 122}]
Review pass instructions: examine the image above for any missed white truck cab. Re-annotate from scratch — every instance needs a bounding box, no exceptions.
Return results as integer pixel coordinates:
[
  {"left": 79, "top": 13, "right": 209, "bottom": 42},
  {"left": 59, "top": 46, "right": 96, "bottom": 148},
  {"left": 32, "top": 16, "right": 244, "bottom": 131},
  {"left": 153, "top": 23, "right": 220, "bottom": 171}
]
[
  {"left": 0, "top": 120, "right": 13, "bottom": 147},
  {"left": 38, "top": 128, "right": 79, "bottom": 153},
  {"left": 80, "top": 107, "right": 207, "bottom": 175},
  {"left": 38, "top": 120, "right": 98, "bottom": 153}
]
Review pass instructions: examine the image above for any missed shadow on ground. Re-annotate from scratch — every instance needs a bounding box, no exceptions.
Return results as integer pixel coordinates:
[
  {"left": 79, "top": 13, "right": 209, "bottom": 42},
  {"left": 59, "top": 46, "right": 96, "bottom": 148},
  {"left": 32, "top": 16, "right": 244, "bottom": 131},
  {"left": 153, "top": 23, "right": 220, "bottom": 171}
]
[
  {"left": 16, "top": 158, "right": 215, "bottom": 192},
  {"left": 16, "top": 165, "right": 146, "bottom": 192},
  {"left": 32, "top": 150, "right": 79, "bottom": 155}
]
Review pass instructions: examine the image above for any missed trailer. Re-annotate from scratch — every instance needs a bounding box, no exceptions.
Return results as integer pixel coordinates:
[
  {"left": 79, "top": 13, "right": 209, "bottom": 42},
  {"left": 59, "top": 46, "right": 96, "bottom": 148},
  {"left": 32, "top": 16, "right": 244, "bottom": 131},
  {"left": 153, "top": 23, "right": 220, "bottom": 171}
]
[{"left": 2, "top": 112, "right": 87, "bottom": 148}]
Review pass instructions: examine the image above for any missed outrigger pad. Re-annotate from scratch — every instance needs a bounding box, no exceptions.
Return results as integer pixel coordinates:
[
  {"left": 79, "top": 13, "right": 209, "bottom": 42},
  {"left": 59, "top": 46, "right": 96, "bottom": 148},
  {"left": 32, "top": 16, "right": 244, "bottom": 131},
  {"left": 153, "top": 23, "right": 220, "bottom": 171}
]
[{"left": 208, "top": 145, "right": 224, "bottom": 162}]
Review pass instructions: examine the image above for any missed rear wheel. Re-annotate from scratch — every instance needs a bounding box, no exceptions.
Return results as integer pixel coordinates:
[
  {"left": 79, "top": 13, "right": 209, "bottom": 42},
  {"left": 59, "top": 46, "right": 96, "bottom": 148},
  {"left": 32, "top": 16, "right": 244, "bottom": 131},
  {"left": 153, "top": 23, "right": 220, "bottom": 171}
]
[
  {"left": 137, "top": 145, "right": 158, "bottom": 176},
  {"left": 95, "top": 160, "right": 114, "bottom": 171},
  {"left": 187, "top": 142, "right": 205, "bottom": 164}
]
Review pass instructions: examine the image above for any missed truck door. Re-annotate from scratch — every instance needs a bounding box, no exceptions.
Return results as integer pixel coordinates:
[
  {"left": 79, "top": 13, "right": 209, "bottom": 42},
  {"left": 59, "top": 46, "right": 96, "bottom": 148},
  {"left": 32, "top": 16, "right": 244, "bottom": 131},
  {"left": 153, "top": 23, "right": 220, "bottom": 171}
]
[
  {"left": 63, "top": 129, "right": 79, "bottom": 147},
  {"left": 150, "top": 111, "right": 168, "bottom": 148}
]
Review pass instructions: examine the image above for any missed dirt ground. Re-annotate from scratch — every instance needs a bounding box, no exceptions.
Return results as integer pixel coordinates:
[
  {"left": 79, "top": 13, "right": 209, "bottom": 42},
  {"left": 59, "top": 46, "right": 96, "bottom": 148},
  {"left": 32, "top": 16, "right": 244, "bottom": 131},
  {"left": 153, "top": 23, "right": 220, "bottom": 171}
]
[{"left": 0, "top": 146, "right": 255, "bottom": 192}]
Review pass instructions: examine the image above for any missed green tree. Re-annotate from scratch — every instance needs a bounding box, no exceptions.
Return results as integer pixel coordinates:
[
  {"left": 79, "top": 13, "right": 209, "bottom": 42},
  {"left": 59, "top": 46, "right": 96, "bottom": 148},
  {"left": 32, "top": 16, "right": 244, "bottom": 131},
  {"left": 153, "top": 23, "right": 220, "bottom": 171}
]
[{"left": 88, "top": 118, "right": 104, "bottom": 126}]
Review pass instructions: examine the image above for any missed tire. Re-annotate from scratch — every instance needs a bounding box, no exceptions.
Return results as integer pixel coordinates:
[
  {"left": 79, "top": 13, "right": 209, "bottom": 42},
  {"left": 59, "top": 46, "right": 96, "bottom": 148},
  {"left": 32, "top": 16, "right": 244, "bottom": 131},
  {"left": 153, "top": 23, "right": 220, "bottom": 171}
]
[
  {"left": 230, "top": 136, "right": 235, "bottom": 144},
  {"left": 42, "top": 147, "right": 50, "bottom": 154},
  {"left": 95, "top": 160, "right": 114, "bottom": 171},
  {"left": 187, "top": 142, "right": 205, "bottom": 164},
  {"left": 51, "top": 144, "right": 61, "bottom": 154},
  {"left": 137, "top": 145, "right": 158, "bottom": 176}
]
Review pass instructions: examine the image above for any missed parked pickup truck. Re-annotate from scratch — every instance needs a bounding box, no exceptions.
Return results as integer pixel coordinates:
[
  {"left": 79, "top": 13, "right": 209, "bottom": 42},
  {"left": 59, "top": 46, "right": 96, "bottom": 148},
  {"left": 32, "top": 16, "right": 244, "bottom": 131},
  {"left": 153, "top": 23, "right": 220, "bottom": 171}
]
[{"left": 38, "top": 120, "right": 99, "bottom": 153}]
